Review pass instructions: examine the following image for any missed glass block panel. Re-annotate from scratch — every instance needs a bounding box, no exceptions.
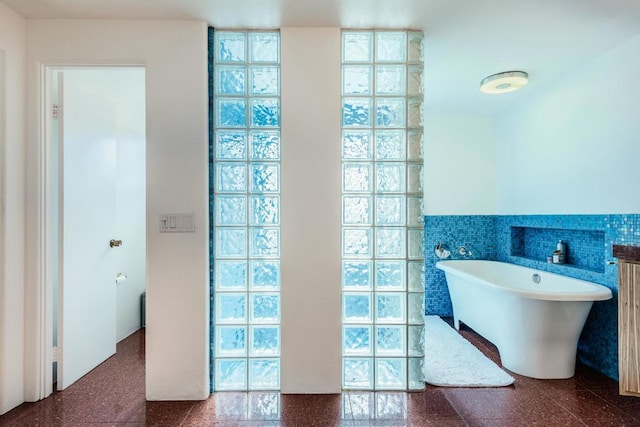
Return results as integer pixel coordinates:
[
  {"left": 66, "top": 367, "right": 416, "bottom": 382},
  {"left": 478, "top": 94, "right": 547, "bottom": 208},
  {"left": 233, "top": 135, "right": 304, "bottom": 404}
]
[
  {"left": 217, "top": 98, "right": 247, "bottom": 128},
  {"left": 375, "top": 196, "right": 405, "bottom": 225},
  {"left": 408, "top": 98, "right": 423, "bottom": 128},
  {"left": 250, "top": 260, "right": 280, "bottom": 290},
  {"left": 344, "top": 358, "right": 373, "bottom": 389},
  {"left": 215, "top": 260, "right": 247, "bottom": 290},
  {"left": 216, "top": 131, "right": 247, "bottom": 160},
  {"left": 251, "top": 228, "right": 279, "bottom": 258},
  {"left": 343, "top": 196, "right": 372, "bottom": 225},
  {"left": 251, "top": 98, "right": 280, "bottom": 128},
  {"left": 250, "top": 359, "right": 279, "bottom": 390},
  {"left": 408, "top": 229, "right": 424, "bottom": 260},
  {"left": 251, "top": 66, "right": 279, "bottom": 95},
  {"left": 342, "top": 228, "right": 372, "bottom": 257},
  {"left": 376, "top": 293, "right": 405, "bottom": 323},
  {"left": 251, "top": 164, "right": 279, "bottom": 193},
  {"left": 250, "top": 293, "right": 280, "bottom": 323},
  {"left": 408, "top": 65, "right": 423, "bottom": 96},
  {"left": 343, "top": 326, "right": 372, "bottom": 355},
  {"left": 375, "top": 358, "right": 406, "bottom": 389},
  {"left": 251, "top": 196, "right": 279, "bottom": 225},
  {"left": 342, "top": 131, "right": 372, "bottom": 160},
  {"left": 407, "top": 197, "right": 424, "bottom": 227},
  {"left": 376, "top": 326, "right": 405, "bottom": 356},
  {"left": 251, "top": 131, "right": 280, "bottom": 160},
  {"left": 375, "top": 130, "right": 405, "bottom": 160},
  {"left": 343, "top": 98, "right": 372, "bottom": 127},
  {"left": 217, "top": 163, "right": 247, "bottom": 193},
  {"left": 216, "top": 195, "right": 247, "bottom": 225},
  {"left": 407, "top": 130, "right": 423, "bottom": 160},
  {"left": 375, "top": 261, "right": 405, "bottom": 290},
  {"left": 342, "top": 261, "right": 372, "bottom": 290},
  {"left": 408, "top": 325, "right": 425, "bottom": 357},
  {"left": 250, "top": 326, "right": 280, "bottom": 356},
  {"left": 216, "top": 359, "right": 247, "bottom": 391},
  {"left": 216, "top": 228, "right": 247, "bottom": 258},
  {"left": 343, "top": 66, "right": 372, "bottom": 95},
  {"left": 217, "top": 33, "right": 246, "bottom": 62},
  {"left": 217, "top": 66, "right": 246, "bottom": 95},
  {"left": 409, "top": 357, "right": 425, "bottom": 390},
  {"left": 343, "top": 293, "right": 372, "bottom": 322},
  {"left": 216, "top": 326, "right": 247, "bottom": 356},
  {"left": 343, "top": 32, "right": 373, "bottom": 62},
  {"left": 249, "top": 393, "right": 280, "bottom": 419},
  {"left": 376, "top": 393, "right": 406, "bottom": 418},
  {"left": 376, "top": 32, "right": 407, "bottom": 62},
  {"left": 408, "top": 261, "right": 425, "bottom": 292},
  {"left": 376, "top": 98, "right": 405, "bottom": 128},
  {"left": 408, "top": 292, "right": 425, "bottom": 324},
  {"left": 408, "top": 32, "right": 424, "bottom": 62},
  {"left": 343, "top": 163, "right": 372, "bottom": 193},
  {"left": 407, "top": 164, "right": 423, "bottom": 193},
  {"left": 376, "top": 228, "right": 406, "bottom": 258},
  {"left": 216, "top": 293, "right": 247, "bottom": 323},
  {"left": 376, "top": 65, "right": 406, "bottom": 95},
  {"left": 376, "top": 163, "right": 405, "bottom": 193},
  {"left": 250, "top": 33, "right": 279, "bottom": 63}
]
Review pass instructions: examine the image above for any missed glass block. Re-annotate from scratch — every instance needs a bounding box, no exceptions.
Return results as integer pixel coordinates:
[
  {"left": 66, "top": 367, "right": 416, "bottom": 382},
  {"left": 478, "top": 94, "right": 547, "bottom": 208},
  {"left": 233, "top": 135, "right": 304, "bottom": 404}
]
[
  {"left": 251, "top": 98, "right": 280, "bottom": 128},
  {"left": 342, "top": 131, "right": 372, "bottom": 160},
  {"left": 376, "top": 228, "right": 406, "bottom": 258},
  {"left": 251, "top": 293, "right": 280, "bottom": 323},
  {"left": 376, "top": 163, "right": 405, "bottom": 193},
  {"left": 343, "top": 66, "right": 372, "bottom": 95},
  {"left": 375, "top": 196, "right": 405, "bottom": 225},
  {"left": 376, "top": 32, "right": 406, "bottom": 62},
  {"left": 250, "top": 32, "right": 279, "bottom": 62},
  {"left": 250, "top": 325, "right": 280, "bottom": 356},
  {"left": 214, "top": 393, "right": 248, "bottom": 417},
  {"left": 343, "top": 293, "right": 372, "bottom": 322},
  {"left": 217, "top": 32, "right": 246, "bottom": 62},
  {"left": 217, "top": 66, "right": 246, "bottom": 95},
  {"left": 408, "top": 65, "right": 423, "bottom": 96},
  {"left": 216, "top": 195, "right": 247, "bottom": 225},
  {"left": 251, "top": 66, "right": 279, "bottom": 95},
  {"left": 408, "top": 325, "right": 425, "bottom": 357},
  {"left": 375, "top": 130, "right": 405, "bottom": 160},
  {"left": 249, "top": 393, "right": 280, "bottom": 419},
  {"left": 408, "top": 261, "right": 425, "bottom": 292},
  {"left": 216, "top": 293, "right": 247, "bottom": 323},
  {"left": 375, "top": 358, "right": 406, "bottom": 389},
  {"left": 343, "top": 98, "right": 372, "bottom": 127},
  {"left": 407, "top": 130, "right": 423, "bottom": 160},
  {"left": 376, "top": 293, "right": 405, "bottom": 323},
  {"left": 251, "top": 195, "right": 279, "bottom": 225},
  {"left": 251, "top": 131, "right": 280, "bottom": 160},
  {"left": 408, "top": 98, "right": 423, "bottom": 128},
  {"left": 408, "top": 31, "right": 424, "bottom": 62},
  {"left": 217, "top": 98, "right": 247, "bottom": 128},
  {"left": 409, "top": 357, "right": 425, "bottom": 390},
  {"left": 343, "top": 163, "right": 372, "bottom": 193},
  {"left": 216, "top": 359, "right": 247, "bottom": 391},
  {"left": 251, "top": 164, "right": 279, "bottom": 193},
  {"left": 349, "top": 393, "right": 373, "bottom": 419},
  {"left": 250, "top": 359, "right": 279, "bottom": 390},
  {"left": 407, "top": 197, "right": 424, "bottom": 227},
  {"left": 342, "top": 261, "right": 372, "bottom": 290},
  {"left": 343, "top": 196, "right": 372, "bottom": 225},
  {"left": 216, "top": 326, "right": 247, "bottom": 356},
  {"left": 407, "top": 164, "right": 423, "bottom": 193},
  {"left": 376, "top": 392, "right": 407, "bottom": 418},
  {"left": 342, "top": 228, "right": 372, "bottom": 257},
  {"left": 376, "top": 65, "right": 406, "bottom": 95},
  {"left": 343, "top": 358, "right": 373, "bottom": 389},
  {"left": 216, "top": 131, "right": 247, "bottom": 160},
  {"left": 343, "top": 32, "right": 373, "bottom": 62},
  {"left": 215, "top": 260, "right": 247, "bottom": 290},
  {"left": 250, "top": 260, "right": 280, "bottom": 290},
  {"left": 408, "top": 229, "right": 424, "bottom": 260},
  {"left": 376, "top": 326, "right": 405, "bottom": 356},
  {"left": 375, "top": 261, "right": 405, "bottom": 290},
  {"left": 376, "top": 98, "right": 405, "bottom": 128},
  {"left": 216, "top": 228, "right": 247, "bottom": 258},
  {"left": 408, "top": 292, "right": 425, "bottom": 325},
  {"left": 343, "top": 326, "right": 372, "bottom": 355},
  {"left": 217, "top": 163, "right": 247, "bottom": 193},
  {"left": 251, "top": 228, "right": 279, "bottom": 258}
]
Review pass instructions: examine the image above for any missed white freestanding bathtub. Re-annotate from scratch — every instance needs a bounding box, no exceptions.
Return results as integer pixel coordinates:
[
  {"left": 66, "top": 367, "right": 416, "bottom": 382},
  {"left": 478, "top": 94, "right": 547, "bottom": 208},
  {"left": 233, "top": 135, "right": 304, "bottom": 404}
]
[{"left": 436, "top": 260, "right": 612, "bottom": 379}]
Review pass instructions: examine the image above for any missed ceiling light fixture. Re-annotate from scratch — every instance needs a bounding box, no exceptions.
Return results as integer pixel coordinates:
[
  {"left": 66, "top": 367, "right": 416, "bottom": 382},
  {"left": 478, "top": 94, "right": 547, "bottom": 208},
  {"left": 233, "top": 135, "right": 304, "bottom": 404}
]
[{"left": 480, "top": 71, "right": 528, "bottom": 94}]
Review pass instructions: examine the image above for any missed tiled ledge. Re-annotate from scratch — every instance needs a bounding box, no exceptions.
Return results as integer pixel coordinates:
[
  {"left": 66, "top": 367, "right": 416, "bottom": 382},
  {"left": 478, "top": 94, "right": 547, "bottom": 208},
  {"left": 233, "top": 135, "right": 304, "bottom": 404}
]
[{"left": 613, "top": 244, "right": 640, "bottom": 263}]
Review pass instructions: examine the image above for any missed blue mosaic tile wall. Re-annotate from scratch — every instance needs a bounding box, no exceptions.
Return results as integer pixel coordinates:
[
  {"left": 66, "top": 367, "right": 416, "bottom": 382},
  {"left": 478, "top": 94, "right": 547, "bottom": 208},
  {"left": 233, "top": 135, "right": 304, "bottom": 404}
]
[{"left": 208, "top": 26, "right": 215, "bottom": 393}]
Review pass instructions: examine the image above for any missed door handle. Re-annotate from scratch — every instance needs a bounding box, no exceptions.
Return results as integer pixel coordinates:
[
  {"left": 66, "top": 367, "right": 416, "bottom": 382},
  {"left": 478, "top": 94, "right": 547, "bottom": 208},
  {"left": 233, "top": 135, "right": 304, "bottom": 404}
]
[{"left": 109, "top": 239, "right": 123, "bottom": 248}]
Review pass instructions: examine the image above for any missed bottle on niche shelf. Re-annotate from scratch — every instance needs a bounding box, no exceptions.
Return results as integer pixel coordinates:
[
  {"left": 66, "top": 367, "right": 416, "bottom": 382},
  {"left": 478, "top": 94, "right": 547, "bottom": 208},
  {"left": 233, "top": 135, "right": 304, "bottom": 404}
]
[{"left": 554, "top": 240, "right": 565, "bottom": 264}]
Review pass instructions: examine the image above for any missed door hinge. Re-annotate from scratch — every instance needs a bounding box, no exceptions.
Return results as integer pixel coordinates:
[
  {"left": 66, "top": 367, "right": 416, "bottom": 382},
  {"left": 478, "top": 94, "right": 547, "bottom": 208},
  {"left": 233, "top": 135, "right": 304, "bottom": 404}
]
[
  {"left": 52, "top": 104, "right": 59, "bottom": 119},
  {"left": 52, "top": 346, "right": 58, "bottom": 362}
]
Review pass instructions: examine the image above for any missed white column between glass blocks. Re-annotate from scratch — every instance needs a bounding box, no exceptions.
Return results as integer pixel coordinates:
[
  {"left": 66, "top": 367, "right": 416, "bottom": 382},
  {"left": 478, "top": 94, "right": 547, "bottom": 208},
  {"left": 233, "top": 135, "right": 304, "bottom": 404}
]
[
  {"left": 214, "top": 31, "right": 281, "bottom": 391},
  {"left": 341, "top": 30, "right": 425, "bottom": 391}
]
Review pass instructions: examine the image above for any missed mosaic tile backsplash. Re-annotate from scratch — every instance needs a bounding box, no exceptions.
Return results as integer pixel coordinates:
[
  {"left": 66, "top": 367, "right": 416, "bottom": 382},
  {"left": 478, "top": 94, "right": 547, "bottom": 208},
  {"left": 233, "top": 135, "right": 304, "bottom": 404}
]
[{"left": 424, "top": 213, "right": 640, "bottom": 380}]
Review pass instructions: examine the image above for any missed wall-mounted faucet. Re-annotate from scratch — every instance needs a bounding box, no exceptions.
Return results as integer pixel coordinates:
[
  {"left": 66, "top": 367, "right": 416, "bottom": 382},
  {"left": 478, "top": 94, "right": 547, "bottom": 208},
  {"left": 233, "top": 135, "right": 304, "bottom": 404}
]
[
  {"left": 457, "top": 245, "right": 473, "bottom": 258},
  {"left": 435, "top": 243, "right": 451, "bottom": 259}
]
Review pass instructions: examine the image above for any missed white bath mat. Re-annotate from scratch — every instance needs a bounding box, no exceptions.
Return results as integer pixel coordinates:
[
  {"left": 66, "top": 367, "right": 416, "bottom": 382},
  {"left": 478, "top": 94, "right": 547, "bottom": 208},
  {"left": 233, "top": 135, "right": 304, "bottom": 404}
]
[{"left": 423, "top": 315, "right": 515, "bottom": 387}]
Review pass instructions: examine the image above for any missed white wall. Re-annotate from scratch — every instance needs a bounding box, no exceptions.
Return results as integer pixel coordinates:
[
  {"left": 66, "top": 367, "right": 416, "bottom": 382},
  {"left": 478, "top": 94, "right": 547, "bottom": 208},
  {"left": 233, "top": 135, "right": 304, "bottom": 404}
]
[
  {"left": 25, "top": 20, "right": 208, "bottom": 401},
  {"left": 0, "top": 2, "right": 26, "bottom": 415},
  {"left": 497, "top": 35, "right": 640, "bottom": 215}
]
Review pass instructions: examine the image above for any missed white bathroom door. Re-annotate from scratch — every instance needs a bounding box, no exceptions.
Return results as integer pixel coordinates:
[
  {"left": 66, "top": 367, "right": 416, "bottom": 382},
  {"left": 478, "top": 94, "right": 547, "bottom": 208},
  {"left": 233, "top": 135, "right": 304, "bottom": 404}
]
[{"left": 57, "top": 70, "right": 118, "bottom": 390}]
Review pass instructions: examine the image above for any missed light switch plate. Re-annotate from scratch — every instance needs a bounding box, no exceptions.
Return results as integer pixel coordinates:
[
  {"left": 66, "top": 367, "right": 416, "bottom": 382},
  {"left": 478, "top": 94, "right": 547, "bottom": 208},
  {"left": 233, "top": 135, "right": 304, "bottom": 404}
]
[{"left": 159, "top": 213, "right": 195, "bottom": 232}]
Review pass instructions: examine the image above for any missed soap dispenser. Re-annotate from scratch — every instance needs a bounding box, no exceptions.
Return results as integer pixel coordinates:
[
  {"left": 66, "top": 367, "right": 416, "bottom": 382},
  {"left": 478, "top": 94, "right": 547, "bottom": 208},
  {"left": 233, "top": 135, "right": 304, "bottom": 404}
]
[{"left": 555, "top": 240, "right": 565, "bottom": 264}]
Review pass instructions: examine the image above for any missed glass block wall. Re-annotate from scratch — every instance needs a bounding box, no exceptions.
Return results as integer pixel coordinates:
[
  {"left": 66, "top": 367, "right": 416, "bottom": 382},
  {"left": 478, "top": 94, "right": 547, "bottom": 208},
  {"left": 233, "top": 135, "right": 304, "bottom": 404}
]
[
  {"left": 213, "top": 31, "right": 281, "bottom": 391},
  {"left": 341, "top": 31, "right": 425, "bottom": 390}
]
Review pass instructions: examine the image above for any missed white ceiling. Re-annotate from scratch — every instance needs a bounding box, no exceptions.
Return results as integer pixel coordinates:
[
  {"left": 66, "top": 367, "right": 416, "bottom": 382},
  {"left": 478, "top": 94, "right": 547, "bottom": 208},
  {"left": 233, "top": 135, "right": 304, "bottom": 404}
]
[{"left": 3, "top": 0, "right": 640, "bottom": 113}]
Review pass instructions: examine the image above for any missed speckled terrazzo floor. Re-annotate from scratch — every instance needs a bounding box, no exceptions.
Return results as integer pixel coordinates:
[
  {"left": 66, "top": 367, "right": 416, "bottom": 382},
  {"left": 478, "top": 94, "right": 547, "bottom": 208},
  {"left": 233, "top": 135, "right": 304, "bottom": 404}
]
[{"left": 2, "top": 324, "right": 640, "bottom": 426}]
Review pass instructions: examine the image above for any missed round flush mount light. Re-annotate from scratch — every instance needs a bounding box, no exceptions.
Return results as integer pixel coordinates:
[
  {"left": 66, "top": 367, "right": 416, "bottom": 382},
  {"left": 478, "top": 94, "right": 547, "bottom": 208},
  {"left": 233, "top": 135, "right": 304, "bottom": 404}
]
[{"left": 480, "top": 71, "right": 528, "bottom": 94}]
